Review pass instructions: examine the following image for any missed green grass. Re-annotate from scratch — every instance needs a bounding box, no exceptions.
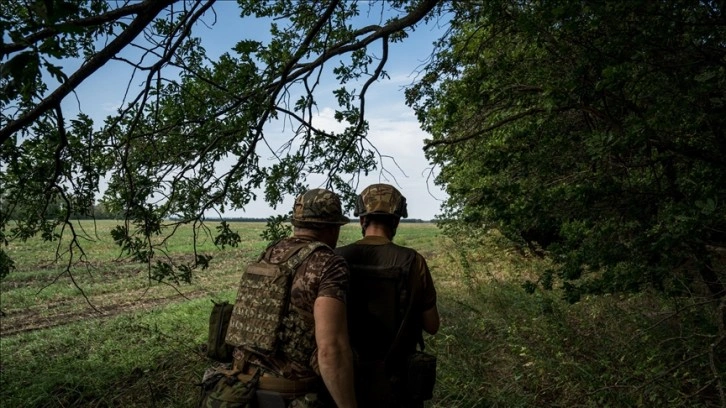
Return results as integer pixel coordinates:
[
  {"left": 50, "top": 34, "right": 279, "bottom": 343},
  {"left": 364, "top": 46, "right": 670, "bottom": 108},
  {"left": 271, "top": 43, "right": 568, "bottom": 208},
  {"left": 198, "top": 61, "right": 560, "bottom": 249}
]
[
  {"left": 1, "top": 221, "right": 724, "bottom": 407},
  {"left": 427, "top": 233, "right": 724, "bottom": 407},
  {"left": 0, "top": 298, "right": 216, "bottom": 407}
]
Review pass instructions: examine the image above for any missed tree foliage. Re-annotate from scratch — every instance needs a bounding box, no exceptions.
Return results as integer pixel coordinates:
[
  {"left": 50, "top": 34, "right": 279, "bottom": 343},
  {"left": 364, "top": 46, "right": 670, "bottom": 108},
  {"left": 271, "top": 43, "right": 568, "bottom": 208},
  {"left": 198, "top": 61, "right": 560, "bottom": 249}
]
[
  {"left": 409, "top": 0, "right": 726, "bottom": 302},
  {"left": 0, "top": 0, "right": 444, "bottom": 284},
  {"left": 3, "top": 0, "right": 724, "bottom": 321},
  {"left": 407, "top": 4, "right": 726, "bottom": 400}
]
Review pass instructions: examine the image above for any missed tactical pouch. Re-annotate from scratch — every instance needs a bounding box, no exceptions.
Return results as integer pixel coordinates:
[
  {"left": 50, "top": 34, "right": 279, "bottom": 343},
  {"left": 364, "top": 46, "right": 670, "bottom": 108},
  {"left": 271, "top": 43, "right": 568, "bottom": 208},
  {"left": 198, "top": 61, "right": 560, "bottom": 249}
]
[
  {"left": 406, "top": 351, "right": 436, "bottom": 401},
  {"left": 207, "top": 300, "right": 234, "bottom": 362},
  {"left": 199, "top": 368, "right": 260, "bottom": 408}
]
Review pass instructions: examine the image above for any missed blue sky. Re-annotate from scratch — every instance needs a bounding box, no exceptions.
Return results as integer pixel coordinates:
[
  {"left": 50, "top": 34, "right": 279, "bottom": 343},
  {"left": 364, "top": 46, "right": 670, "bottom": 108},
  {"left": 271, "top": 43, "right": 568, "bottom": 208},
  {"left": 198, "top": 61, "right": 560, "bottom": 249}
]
[{"left": 64, "top": 1, "right": 449, "bottom": 220}]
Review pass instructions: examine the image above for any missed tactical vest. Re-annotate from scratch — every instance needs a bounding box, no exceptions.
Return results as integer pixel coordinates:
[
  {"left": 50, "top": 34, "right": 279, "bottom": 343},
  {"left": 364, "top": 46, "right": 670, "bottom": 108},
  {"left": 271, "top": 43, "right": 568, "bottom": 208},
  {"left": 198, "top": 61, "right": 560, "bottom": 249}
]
[
  {"left": 336, "top": 241, "right": 420, "bottom": 366},
  {"left": 225, "top": 240, "right": 326, "bottom": 363}
]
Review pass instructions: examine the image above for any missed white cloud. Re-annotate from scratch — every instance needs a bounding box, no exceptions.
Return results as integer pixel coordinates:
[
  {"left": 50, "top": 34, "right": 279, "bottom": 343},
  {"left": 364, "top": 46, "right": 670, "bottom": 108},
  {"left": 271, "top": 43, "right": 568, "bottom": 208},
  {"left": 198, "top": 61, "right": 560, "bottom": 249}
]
[
  {"left": 256, "top": 100, "right": 445, "bottom": 219},
  {"left": 102, "top": 102, "right": 121, "bottom": 113}
]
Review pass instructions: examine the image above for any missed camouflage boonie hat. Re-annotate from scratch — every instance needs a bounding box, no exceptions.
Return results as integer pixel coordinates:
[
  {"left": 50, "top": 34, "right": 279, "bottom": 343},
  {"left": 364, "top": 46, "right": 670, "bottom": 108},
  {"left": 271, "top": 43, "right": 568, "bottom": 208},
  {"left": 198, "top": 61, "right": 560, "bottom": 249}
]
[
  {"left": 291, "top": 188, "right": 349, "bottom": 227},
  {"left": 354, "top": 183, "right": 408, "bottom": 218}
]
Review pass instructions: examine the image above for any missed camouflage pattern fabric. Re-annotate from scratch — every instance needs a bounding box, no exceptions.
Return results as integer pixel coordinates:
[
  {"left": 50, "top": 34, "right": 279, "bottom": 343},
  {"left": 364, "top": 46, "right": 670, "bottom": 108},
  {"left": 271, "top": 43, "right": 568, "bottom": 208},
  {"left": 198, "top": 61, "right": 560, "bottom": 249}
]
[
  {"left": 225, "top": 241, "right": 325, "bottom": 353},
  {"left": 289, "top": 393, "right": 326, "bottom": 408},
  {"left": 207, "top": 301, "right": 234, "bottom": 362},
  {"left": 354, "top": 183, "right": 408, "bottom": 218},
  {"left": 199, "top": 366, "right": 258, "bottom": 408},
  {"left": 233, "top": 237, "right": 349, "bottom": 380},
  {"left": 279, "top": 307, "right": 315, "bottom": 365},
  {"left": 291, "top": 188, "right": 349, "bottom": 227},
  {"left": 224, "top": 265, "right": 287, "bottom": 351}
]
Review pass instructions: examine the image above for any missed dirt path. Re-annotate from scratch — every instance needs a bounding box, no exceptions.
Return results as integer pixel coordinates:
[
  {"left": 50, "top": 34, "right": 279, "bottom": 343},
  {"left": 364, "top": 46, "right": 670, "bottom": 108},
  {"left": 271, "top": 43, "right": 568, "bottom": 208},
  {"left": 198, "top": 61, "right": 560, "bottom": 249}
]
[
  {"left": 0, "top": 248, "right": 247, "bottom": 338},
  {"left": 0, "top": 289, "right": 215, "bottom": 337}
]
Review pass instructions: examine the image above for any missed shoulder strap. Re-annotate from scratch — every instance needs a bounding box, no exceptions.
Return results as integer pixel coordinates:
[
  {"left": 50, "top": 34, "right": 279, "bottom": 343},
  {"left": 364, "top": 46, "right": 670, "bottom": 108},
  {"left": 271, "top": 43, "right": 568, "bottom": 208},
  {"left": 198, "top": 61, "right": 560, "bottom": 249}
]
[
  {"left": 384, "top": 291, "right": 419, "bottom": 364},
  {"left": 278, "top": 241, "right": 328, "bottom": 334},
  {"left": 281, "top": 241, "right": 328, "bottom": 271},
  {"left": 262, "top": 240, "right": 328, "bottom": 266},
  {"left": 384, "top": 252, "right": 424, "bottom": 363},
  {"left": 257, "top": 238, "right": 283, "bottom": 262}
]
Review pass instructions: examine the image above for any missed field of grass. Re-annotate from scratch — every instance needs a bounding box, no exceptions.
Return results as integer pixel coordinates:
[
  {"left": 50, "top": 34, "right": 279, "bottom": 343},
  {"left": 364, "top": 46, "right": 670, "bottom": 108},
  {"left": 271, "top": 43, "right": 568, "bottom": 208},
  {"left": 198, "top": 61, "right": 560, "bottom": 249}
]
[{"left": 1, "top": 220, "right": 724, "bottom": 407}]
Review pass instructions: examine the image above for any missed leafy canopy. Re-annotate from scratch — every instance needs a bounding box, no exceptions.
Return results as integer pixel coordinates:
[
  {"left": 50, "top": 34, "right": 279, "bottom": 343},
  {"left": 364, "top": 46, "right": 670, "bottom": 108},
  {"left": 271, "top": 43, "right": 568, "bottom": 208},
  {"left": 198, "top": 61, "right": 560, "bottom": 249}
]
[
  {"left": 407, "top": 0, "right": 726, "bottom": 302},
  {"left": 0, "top": 0, "right": 444, "bottom": 286}
]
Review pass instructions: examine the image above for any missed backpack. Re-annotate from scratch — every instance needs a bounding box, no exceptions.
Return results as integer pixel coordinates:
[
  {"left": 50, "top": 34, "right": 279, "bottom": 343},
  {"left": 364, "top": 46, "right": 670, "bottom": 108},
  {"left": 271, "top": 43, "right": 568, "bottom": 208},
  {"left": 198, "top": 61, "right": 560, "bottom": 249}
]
[
  {"left": 206, "top": 300, "right": 234, "bottom": 362},
  {"left": 337, "top": 242, "right": 436, "bottom": 404},
  {"left": 225, "top": 240, "right": 326, "bottom": 356},
  {"left": 337, "top": 243, "right": 417, "bottom": 361}
]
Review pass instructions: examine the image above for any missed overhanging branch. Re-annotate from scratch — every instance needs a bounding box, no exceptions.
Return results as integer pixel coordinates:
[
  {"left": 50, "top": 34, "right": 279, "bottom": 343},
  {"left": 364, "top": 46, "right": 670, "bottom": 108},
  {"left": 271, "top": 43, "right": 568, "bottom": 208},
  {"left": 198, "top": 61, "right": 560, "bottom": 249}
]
[
  {"left": 423, "top": 106, "right": 573, "bottom": 150},
  {"left": 0, "top": 0, "right": 178, "bottom": 145},
  {"left": 0, "top": 1, "right": 169, "bottom": 56}
]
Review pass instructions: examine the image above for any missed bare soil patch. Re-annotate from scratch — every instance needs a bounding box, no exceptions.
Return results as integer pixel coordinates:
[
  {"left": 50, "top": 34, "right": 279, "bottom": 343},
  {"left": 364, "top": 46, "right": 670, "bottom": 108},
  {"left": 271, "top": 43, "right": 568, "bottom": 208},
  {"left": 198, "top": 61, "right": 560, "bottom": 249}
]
[
  {"left": 0, "top": 288, "right": 215, "bottom": 337},
  {"left": 0, "top": 261, "right": 242, "bottom": 337}
]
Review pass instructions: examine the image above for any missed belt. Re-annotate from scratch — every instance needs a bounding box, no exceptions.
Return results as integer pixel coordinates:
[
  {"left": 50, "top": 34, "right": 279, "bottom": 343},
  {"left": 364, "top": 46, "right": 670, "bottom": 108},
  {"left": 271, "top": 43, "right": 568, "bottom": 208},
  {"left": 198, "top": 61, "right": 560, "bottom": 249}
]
[
  {"left": 237, "top": 371, "right": 318, "bottom": 395},
  {"left": 216, "top": 368, "right": 318, "bottom": 395}
]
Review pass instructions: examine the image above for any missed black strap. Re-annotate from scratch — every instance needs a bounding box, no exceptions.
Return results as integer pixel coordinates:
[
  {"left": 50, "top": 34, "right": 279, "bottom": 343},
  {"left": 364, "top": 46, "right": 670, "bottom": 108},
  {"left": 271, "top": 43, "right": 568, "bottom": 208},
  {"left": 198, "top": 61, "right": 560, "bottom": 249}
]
[{"left": 384, "top": 270, "right": 421, "bottom": 364}]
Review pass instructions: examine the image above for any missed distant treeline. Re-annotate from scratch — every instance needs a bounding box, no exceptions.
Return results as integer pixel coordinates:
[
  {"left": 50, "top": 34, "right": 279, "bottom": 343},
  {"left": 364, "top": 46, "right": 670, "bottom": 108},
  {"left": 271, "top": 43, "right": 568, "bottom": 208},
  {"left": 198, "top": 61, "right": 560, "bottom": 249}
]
[
  {"left": 3, "top": 207, "right": 437, "bottom": 224},
  {"left": 2, "top": 199, "right": 438, "bottom": 223},
  {"left": 199, "top": 218, "right": 435, "bottom": 223}
]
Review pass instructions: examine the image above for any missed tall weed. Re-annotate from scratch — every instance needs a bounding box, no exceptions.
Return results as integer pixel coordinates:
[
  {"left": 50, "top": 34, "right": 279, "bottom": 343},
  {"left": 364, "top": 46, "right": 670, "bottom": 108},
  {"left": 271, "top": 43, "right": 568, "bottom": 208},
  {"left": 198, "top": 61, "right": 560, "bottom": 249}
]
[{"left": 431, "top": 229, "right": 725, "bottom": 407}]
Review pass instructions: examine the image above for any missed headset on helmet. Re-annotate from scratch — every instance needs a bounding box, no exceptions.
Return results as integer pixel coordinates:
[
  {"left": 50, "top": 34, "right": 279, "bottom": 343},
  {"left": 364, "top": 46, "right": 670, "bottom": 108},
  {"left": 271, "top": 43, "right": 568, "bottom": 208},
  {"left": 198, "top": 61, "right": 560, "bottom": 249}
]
[{"left": 354, "top": 184, "right": 408, "bottom": 218}]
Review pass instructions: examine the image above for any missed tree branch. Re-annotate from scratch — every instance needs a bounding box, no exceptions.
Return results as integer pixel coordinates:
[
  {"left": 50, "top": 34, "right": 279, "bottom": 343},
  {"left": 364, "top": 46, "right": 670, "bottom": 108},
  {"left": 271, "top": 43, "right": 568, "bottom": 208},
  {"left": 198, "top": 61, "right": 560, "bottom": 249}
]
[
  {"left": 283, "top": 0, "right": 440, "bottom": 86},
  {"left": 0, "top": 0, "right": 178, "bottom": 145},
  {"left": 423, "top": 107, "right": 574, "bottom": 150},
  {"left": 1, "top": 1, "right": 168, "bottom": 56}
]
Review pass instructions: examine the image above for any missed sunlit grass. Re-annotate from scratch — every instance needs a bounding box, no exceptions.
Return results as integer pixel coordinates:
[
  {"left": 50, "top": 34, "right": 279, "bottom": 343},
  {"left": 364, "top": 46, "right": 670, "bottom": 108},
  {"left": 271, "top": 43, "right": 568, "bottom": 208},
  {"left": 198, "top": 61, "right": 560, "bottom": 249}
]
[
  {"left": 1, "top": 221, "right": 723, "bottom": 407},
  {"left": 0, "top": 297, "right": 217, "bottom": 407}
]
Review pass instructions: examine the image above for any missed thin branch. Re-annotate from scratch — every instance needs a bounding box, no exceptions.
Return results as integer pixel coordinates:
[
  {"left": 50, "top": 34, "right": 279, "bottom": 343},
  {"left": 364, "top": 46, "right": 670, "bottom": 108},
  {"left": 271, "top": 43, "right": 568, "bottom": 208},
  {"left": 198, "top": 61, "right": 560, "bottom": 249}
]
[
  {"left": 423, "top": 106, "right": 574, "bottom": 150},
  {"left": 117, "top": 0, "right": 215, "bottom": 143},
  {"left": 283, "top": 0, "right": 439, "bottom": 88},
  {"left": 1, "top": 1, "right": 165, "bottom": 56},
  {"left": 327, "top": 34, "right": 390, "bottom": 182},
  {"left": 274, "top": 106, "right": 337, "bottom": 140},
  {"left": 0, "top": 0, "right": 178, "bottom": 144},
  {"left": 48, "top": 106, "right": 69, "bottom": 193}
]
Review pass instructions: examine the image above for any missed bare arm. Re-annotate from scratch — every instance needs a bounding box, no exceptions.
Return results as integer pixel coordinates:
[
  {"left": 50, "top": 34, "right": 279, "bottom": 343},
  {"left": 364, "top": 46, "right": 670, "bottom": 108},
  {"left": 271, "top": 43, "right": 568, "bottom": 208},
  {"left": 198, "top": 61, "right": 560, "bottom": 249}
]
[
  {"left": 314, "top": 296, "right": 357, "bottom": 408},
  {"left": 416, "top": 254, "right": 440, "bottom": 335},
  {"left": 422, "top": 304, "right": 440, "bottom": 335}
]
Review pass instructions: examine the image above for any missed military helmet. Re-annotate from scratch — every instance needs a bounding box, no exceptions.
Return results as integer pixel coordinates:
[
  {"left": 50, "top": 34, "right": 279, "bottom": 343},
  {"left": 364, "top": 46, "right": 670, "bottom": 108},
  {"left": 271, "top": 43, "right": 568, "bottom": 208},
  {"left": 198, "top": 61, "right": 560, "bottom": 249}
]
[
  {"left": 354, "top": 183, "right": 408, "bottom": 218},
  {"left": 291, "top": 188, "right": 349, "bottom": 227}
]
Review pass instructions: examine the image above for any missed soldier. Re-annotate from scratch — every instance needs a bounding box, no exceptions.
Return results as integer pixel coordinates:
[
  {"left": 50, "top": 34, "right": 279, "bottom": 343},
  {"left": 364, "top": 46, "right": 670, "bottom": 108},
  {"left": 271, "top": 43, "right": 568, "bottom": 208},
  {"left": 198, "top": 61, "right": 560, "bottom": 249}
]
[
  {"left": 221, "top": 188, "right": 357, "bottom": 408},
  {"left": 336, "top": 184, "right": 440, "bottom": 408}
]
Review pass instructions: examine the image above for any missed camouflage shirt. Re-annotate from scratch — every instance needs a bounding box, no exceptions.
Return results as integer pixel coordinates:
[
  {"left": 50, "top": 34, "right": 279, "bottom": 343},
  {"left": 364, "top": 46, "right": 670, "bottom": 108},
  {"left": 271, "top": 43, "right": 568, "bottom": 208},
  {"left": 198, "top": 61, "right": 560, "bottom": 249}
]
[{"left": 234, "top": 235, "right": 349, "bottom": 379}]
